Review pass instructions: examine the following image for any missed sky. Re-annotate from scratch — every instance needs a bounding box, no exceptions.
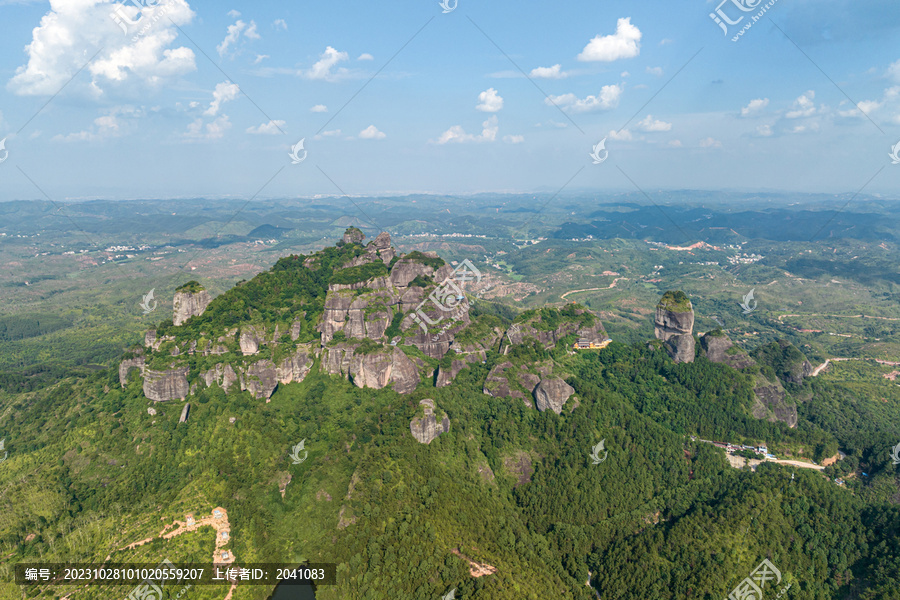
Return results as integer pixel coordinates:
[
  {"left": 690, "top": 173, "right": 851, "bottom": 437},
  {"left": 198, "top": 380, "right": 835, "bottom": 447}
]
[{"left": 0, "top": 0, "right": 898, "bottom": 201}]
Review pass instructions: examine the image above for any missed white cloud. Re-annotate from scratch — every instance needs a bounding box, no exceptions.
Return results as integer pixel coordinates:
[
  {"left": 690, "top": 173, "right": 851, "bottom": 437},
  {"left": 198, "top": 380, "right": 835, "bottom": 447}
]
[
  {"left": 217, "top": 19, "right": 258, "bottom": 57},
  {"left": 699, "top": 137, "right": 722, "bottom": 148},
  {"left": 54, "top": 106, "right": 140, "bottom": 142},
  {"left": 756, "top": 124, "right": 773, "bottom": 136},
  {"left": 476, "top": 88, "right": 504, "bottom": 112},
  {"left": 305, "top": 46, "right": 350, "bottom": 81},
  {"left": 273, "top": 19, "right": 287, "bottom": 30},
  {"left": 205, "top": 81, "right": 240, "bottom": 116},
  {"left": 503, "top": 134, "right": 524, "bottom": 143},
  {"left": 185, "top": 115, "right": 231, "bottom": 140},
  {"left": 577, "top": 18, "right": 642, "bottom": 62},
  {"left": 358, "top": 53, "right": 374, "bottom": 61},
  {"left": 530, "top": 64, "right": 568, "bottom": 79},
  {"left": 636, "top": 114, "right": 672, "bottom": 132},
  {"left": 546, "top": 84, "right": 623, "bottom": 113},
  {"left": 621, "top": 71, "right": 630, "bottom": 78},
  {"left": 786, "top": 90, "right": 816, "bottom": 118},
  {"left": 436, "top": 115, "right": 499, "bottom": 144},
  {"left": 254, "top": 54, "right": 269, "bottom": 65},
  {"left": 227, "top": 10, "right": 241, "bottom": 18},
  {"left": 660, "top": 38, "right": 674, "bottom": 46},
  {"left": 646, "top": 66, "right": 663, "bottom": 76},
  {"left": 608, "top": 128, "right": 632, "bottom": 141},
  {"left": 741, "top": 98, "right": 769, "bottom": 117},
  {"left": 668, "top": 139, "right": 682, "bottom": 147},
  {"left": 310, "top": 104, "right": 328, "bottom": 113},
  {"left": 359, "top": 125, "right": 386, "bottom": 139},
  {"left": 246, "top": 120, "right": 286, "bottom": 135},
  {"left": 887, "top": 59, "right": 900, "bottom": 83},
  {"left": 9, "top": 0, "right": 196, "bottom": 96},
  {"left": 320, "top": 129, "right": 341, "bottom": 137}
]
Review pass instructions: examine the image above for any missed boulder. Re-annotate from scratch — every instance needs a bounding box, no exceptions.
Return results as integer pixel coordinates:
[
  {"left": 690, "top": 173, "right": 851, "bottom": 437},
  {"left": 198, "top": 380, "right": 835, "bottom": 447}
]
[
  {"left": 239, "top": 325, "right": 266, "bottom": 355},
  {"left": 349, "top": 350, "right": 393, "bottom": 390},
  {"left": 700, "top": 331, "right": 754, "bottom": 369},
  {"left": 410, "top": 399, "right": 450, "bottom": 444},
  {"left": 179, "top": 403, "right": 190, "bottom": 423},
  {"left": 533, "top": 378, "right": 575, "bottom": 414},
  {"left": 241, "top": 360, "right": 278, "bottom": 400},
  {"left": 173, "top": 288, "right": 211, "bottom": 326},
  {"left": 143, "top": 366, "right": 190, "bottom": 402},
  {"left": 389, "top": 348, "right": 419, "bottom": 394},
  {"left": 200, "top": 363, "right": 239, "bottom": 393}
]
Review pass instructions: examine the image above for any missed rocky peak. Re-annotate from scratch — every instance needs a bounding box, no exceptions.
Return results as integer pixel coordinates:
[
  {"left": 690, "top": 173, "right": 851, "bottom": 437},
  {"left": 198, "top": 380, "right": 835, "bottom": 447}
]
[
  {"left": 173, "top": 282, "right": 211, "bottom": 326},
  {"left": 342, "top": 227, "right": 365, "bottom": 245},
  {"left": 533, "top": 378, "right": 575, "bottom": 414},
  {"left": 654, "top": 290, "right": 695, "bottom": 364}
]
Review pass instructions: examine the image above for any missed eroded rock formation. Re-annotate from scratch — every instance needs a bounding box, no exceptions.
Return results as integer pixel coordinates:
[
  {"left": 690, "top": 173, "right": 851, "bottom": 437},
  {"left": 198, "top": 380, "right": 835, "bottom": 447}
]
[
  {"left": 654, "top": 291, "right": 695, "bottom": 364},
  {"left": 173, "top": 287, "right": 211, "bottom": 326},
  {"left": 533, "top": 378, "right": 575, "bottom": 414}
]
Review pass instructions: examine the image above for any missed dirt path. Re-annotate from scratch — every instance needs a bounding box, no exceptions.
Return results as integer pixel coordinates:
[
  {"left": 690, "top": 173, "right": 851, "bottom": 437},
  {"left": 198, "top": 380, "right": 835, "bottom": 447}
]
[
  {"left": 810, "top": 357, "right": 900, "bottom": 377},
  {"left": 560, "top": 278, "right": 626, "bottom": 300}
]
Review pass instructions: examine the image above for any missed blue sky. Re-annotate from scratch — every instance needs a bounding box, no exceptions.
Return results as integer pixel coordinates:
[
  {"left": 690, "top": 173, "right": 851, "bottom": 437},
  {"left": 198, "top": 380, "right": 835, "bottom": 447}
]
[{"left": 0, "top": 0, "right": 898, "bottom": 200}]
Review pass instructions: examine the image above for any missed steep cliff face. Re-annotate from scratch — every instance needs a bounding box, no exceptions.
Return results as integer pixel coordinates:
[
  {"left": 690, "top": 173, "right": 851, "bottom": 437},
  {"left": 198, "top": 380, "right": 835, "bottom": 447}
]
[
  {"left": 751, "top": 375, "right": 799, "bottom": 428},
  {"left": 173, "top": 285, "right": 211, "bottom": 326},
  {"left": 119, "top": 355, "right": 145, "bottom": 387},
  {"left": 410, "top": 399, "right": 450, "bottom": 444},
  {"left": 500, "top": 306, "right": 607, "bottom": 355},
  {"left": 654, "top": 291, "right": 695, "bottom": 364},
  {"left": 323, "top": 344, "right": 420, "bottom": 394},
  {"left": 143, "top": 367, "right": 190, "bottom": 402}
]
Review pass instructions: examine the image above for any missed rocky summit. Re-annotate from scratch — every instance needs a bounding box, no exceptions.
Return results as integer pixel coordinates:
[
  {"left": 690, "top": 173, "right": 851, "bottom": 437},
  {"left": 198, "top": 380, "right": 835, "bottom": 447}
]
[
  {"left": 654, "top": 290, "right": 695, "bottom": 363},
  {"left": 121, "top": 230, "right": 610, "bottom": 405}
]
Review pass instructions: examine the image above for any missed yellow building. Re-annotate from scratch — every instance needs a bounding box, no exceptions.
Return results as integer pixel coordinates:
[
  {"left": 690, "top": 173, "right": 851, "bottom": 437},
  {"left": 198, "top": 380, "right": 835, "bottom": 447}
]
[{"left": 574, "top": 338, "right": 612, "bottom": 350}]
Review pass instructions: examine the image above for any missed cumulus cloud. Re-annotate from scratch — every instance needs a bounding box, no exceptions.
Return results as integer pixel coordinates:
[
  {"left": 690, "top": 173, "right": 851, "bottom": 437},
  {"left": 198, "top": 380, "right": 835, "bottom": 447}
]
[
  {"left": 741, "top": 98, "right": 769, "bottom": 117},
  {"left": 357, "top": 53, "right": 374, "bottom": 61},
  {"left": 304, "top": 46, "right": 350, "bottom": 81},
  {"left": 646, "top": 66, "right": 663, "bottom": 76},
  {"left": 273, "top": 19, "right": 287, "bottom": 30},
  {"left": 54, "top": 106, "right": 141, "bottom": 142},
  {"left": 436, "top": 115, "right": 499, "bottom": 144},
  {"left": 205, "top": 81, "right": 240, "bottom": 116},
  {"left": 608, "top": 128, "right": 632, "bottom": 141},
  {"left": 217, "top": 19, "right": 258, "bottom": 56},
  {"left": 668, "top": 139, "right": 682, "bottom": 147},
  {"left": 503, "top": 134, "right": 524, "bottom": 143},
  {"left": 254, "top": 54, "right": 269, "bottom": 65},
  {"left": 359, "top": 125, "right": 386, "bottom": 139},
  {"left": 529, "top": 64, "right": 568, "bottom": 79},
  {"left": 246, "top": 120, "right": 286, "bottom": 135},
  {"left": 786, "top": 90, "right": 816, "bottom": 118},
  {"left": 888, "top": 59, "right": 900, "bottom": 82},
  {"left": 577, "top": 18, "right": 641, "bottom": 62},
  {"left": 546, "top": 84, "right": 623, "bottom": 113},
  {"left": 756, "top": 124, "right": 773, "bottom": 136},
  {"left": 9, "top": 0, "right": 196, "bottom": 96},
  {"left": 185, "top": 115, "right": 231, "bottom": 140},
  {"left": 636, "top": 114, "right": 671, "bottom": 132},
  {"left": 310, "top": 104, "right": 328, "bottom": 113},
  {"left": 476, "top": 88, "right": 504, "bottom": 112},
  {"left": 699, "top": 137, "right": 722, "bottom": 148}
]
